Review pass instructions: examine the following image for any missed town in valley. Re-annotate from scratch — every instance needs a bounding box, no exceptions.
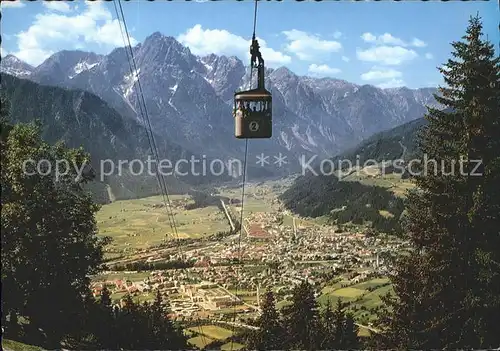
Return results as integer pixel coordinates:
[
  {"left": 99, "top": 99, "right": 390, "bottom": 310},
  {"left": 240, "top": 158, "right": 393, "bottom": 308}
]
[{"left": 91, "top": 178, "right": 411, "bottom": 348}]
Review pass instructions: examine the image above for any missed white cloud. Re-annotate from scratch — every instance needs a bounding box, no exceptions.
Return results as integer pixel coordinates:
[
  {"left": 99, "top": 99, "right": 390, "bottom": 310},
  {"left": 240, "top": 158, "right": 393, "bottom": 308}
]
[
  {"left": 282, "top": 29, "right": 342, "bottom": 61},
  {"left": 377, "top": 33, "right": 406, "bottom": 46},
  {"left": 332, "top": 31, "right": 342, "bottom": 39},
  {"left": 1, "top": 1, "right": 26, "bottom": 8},
  {"left": 411, "top": 38, "right": 427, "bottom": 48},
  {"left": 361, "top": 32, "right": 427, "bottom": 48},
  {"left": 308, "top": 64, "right": 341, "bottom": 77},
  {"left": 177, "top": 24, "right": 291, "bottom": 67},
  {"left": 341, "top": 56, "right": 350, "bottom": 62},
  {"left": 361, "top": 67, "right": 402, "bottom": 81},
  {"left": 13, "top": 1, "right": 137, "bottom": 66},
  {"left": 42, "top": 1, "right": 72, "bottom": 13},
  {"left": 377, "top": 79, "right": 406, "bottom": 89},
  {"left": 425, "top": 52, "right": 434, "bottom": 59},
  {"left": 356, "top": 46, "right": 418, "bottom": 65},
  {"left": 361, "top": 33, "right": 376, "bottom": 43}
]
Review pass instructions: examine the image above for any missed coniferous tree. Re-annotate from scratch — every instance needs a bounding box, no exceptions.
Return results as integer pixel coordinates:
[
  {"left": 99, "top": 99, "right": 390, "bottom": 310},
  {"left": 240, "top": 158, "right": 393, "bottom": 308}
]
[
  {"left": 281, "top": 281, "right": 321, "bottom": 350},
  {"left": 342, "top": 312, "right": 360, "bottom": 349},
  {"left": 150, "top": 289, "right": 188, "bottom": 349},
  {"left": 100, "top": 287, "right": 112, "bottom": 307},
  {"left": 95, "top": 287, "right": 116, "bottom": 349},
  {"left": 379, "top": 15, "right": 500, "bottom": 349},
  {"left": 248, "top": 290, "right": 284, "bottom": 350},
  {"left": 333, "top": 299, "right": 345, "bottom": 348},
  {"left": 320, "top": 299, "right": 337, "bottom": 350}
]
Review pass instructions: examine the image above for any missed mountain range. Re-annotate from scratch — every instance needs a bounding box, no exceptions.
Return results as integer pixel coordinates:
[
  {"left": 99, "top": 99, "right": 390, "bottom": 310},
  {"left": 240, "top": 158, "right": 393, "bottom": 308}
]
[
  {"left": 0, "top": 73, "right": 235, "bottom": 203},
  {"left": 1, "top": 32, "right": 439, "bottom": 164}
]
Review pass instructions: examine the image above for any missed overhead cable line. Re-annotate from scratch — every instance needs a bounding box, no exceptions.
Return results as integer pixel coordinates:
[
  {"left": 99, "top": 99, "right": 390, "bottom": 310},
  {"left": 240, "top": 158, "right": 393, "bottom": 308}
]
[
  {"left": 230, "top": 1, "right": 259, "bottom": 349},
  {"left": 113, "top": 1, "right": 214, "bottom": 345},
  {"left": 112, "top": 0, "right": 184, "bottom": 260}
]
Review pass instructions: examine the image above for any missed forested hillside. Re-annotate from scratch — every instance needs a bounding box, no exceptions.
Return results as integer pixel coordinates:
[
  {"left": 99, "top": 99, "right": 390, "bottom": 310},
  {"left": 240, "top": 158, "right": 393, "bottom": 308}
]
[
  {"left": 279, "top": 113, "right": 428, "bottom": 233},
  {"left": 280, "top": 174, "right": 405, "bottom": 234},
  {"left": 0, "top": 73, "right": 233, "bottom": 202}
]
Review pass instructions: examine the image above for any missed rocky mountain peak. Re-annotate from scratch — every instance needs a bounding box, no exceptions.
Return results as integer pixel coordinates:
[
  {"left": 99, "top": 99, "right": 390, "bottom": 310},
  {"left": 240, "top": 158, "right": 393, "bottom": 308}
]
[
  {"left": 0, "top": 34, "right": 440, "bottom": 169},
  {"left": 138, "top": 31, "right": 200, "bottom": 74},
  {"left": 0, "top": 54, "right": 34, "bottom": 78}
]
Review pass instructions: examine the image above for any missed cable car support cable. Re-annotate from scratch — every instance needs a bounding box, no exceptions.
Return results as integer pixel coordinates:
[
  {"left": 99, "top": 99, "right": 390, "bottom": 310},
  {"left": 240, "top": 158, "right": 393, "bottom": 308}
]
[
  {"left": 230, "top": 1, "right": 262, "bottom": 349},
  {"left": 113, "top": 1, "right": 211, "bottom": 346},
  {"left": 113, "top": 0, "right": 184, "bottom": 260},
  {"left": 113, "top": 2, "right": 213, "bottom": 345}
]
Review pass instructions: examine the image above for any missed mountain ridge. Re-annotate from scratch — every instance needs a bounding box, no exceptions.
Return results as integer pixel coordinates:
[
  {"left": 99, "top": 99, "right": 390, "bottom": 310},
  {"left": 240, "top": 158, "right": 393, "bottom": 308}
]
[
  {"left": 0, "top": 73, "right": 236, "bottom": 203},
  {"left": 1, "top": 32, "right": 440, "bottom": 167},
  {"left": 278, "top": 115, "right": 430, "bottom": 233}
]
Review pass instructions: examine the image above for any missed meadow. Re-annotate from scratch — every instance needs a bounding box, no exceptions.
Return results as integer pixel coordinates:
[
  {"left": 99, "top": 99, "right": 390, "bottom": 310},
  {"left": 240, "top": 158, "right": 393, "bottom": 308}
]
[
  {"left": 96, "top": 194, "right": 229, "bottom": 254},
  {"left": 319, "top": 277, "right": 393, "bottom": 325},
  {"left": 186, "top": 325, "right": 235, "bottom": 349},
  {"left": 187, "top": 335, "right": 214, "bottom": 349},
  {"left": 2, "top": 339, "right": 44, "bottom": 351},
  {"left": 341, "top": 166, "right": 415, "bottom": 198}
]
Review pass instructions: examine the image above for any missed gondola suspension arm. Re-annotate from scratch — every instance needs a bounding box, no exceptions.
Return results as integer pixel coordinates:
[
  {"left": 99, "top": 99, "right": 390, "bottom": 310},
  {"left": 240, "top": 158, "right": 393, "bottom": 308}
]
[{"left": 250, "top": 0, "right": 265, "bottom": 90}]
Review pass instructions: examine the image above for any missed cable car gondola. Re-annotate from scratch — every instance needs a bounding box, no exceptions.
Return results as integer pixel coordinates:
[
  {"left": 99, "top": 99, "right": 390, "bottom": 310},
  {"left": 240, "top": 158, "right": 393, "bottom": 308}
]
[{"left": 234, "top": 30, "right": 272, "bottom": 138}]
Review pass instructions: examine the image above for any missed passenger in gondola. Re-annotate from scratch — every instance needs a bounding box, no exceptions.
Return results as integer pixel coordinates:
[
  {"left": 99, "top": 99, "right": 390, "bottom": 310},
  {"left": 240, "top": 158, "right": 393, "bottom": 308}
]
[{"left": 235, "top": 101, "right": 244, "bottom": 119}]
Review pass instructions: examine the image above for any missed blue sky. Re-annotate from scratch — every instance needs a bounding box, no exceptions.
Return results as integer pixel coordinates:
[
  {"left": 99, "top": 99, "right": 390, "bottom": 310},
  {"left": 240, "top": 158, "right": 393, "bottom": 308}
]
[{"left": 1, "top": 0, "right": 498, "bottom": 89}]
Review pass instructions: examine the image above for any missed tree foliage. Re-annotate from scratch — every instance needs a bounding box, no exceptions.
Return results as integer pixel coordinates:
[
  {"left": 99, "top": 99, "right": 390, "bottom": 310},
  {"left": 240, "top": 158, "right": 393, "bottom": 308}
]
[
  {"left": 378, "top": 15, "right": 500, "bottom": 349},
  {"left": 247, "top": 283, "right": 360, "bottom": 350},
  {"left": 248, "top": 290, "right": 284, "bottom": 350},
  {"left": 0, "top": 103, "right": 188, "bottom": 349},
  {"left": 280, "top": 175, "right": 405, "bottom": 234},
  {"left": 1, "top": 114, "right": 106, "bottom": 347},
  {"left": 83, "top": 290, "right": 187, "bottom": 350}
]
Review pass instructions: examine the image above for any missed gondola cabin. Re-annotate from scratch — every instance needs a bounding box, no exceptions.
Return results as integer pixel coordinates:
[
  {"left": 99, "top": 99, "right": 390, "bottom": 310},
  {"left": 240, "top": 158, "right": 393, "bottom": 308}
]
[{"left": 234, "top": 88, "right": 272, "bottom": 139}]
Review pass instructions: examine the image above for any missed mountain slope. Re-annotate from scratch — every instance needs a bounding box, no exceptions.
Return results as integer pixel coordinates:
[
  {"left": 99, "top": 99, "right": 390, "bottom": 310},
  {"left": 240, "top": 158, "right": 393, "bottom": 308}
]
[
  {"left": 279, "top": 116, "right": 432, "bottom": 234},
  {"left": 0, "top": 73, "right": 232, "bottom": 202},
  {"left": 333, "top": 116, "right": 427, "bottom": 166}
]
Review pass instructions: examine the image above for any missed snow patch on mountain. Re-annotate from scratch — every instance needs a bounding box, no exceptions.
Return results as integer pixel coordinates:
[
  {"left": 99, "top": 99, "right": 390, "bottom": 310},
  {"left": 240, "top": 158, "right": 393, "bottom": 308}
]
[
  {"left": 0, "top": 55, "right": 34, "bottom": 78},
  {"left": 0, "top": 32, "right": 440, "bottom": 171},
  {"left": 69, "top": 61, "right": 99, "bottom": 79},
  {"left": 121, "top": 68, "right": 141, "bottom": 99}
]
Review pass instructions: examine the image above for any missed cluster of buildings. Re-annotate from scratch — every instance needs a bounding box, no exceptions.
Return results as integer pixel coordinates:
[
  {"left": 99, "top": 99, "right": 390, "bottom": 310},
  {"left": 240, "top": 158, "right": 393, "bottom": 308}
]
[
  {"left": 93, "top": 190, "right": 411, "bottom": 321},
  {"left": 180, "top": 282, "right": 239, "bottom": 310},
  {"left": 91, "top": 271, "right": 179, "bottom": 298}
]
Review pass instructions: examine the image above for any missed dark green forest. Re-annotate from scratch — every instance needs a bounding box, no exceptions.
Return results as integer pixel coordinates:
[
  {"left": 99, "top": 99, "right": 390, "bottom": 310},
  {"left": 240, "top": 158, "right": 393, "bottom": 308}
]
[{"left": 281, "top": 174, "right": 405, "bottom": 234}]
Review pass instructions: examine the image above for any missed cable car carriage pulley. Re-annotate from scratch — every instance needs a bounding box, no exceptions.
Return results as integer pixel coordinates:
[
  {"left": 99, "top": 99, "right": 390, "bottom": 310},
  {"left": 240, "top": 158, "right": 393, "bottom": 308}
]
[{"left": 233, "top": 2, "right": 272, "bottom": 139}]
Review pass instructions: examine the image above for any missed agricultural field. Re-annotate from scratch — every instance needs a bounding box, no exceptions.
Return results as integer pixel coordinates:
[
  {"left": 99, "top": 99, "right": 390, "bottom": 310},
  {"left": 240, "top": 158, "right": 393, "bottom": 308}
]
[
  {"left": 96, "top": 194, "right": 229, "bottom": 254},
  {"left": 187, "top": 335, "right": 214, "bottom": 349},
  {"left": 2, "top": 339, "right": 44, "bottom": 351},
  {"left": 219, "top": 181, "right": 284, "bottom": 211},
  {"left": 221, "top": 342, "right": 245, "bottom": 350},
  {"left": 222, "top": 181, "right": 329, "bottom": 229},
  {"left": 342, "top": 166, "right": 415, "bottom": 198},
  {"left": 186, "top": 324, "right": 234, "bottom": 341},
  {"left": 319, "top": 277, "right": 393, "bottom": 323}
]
